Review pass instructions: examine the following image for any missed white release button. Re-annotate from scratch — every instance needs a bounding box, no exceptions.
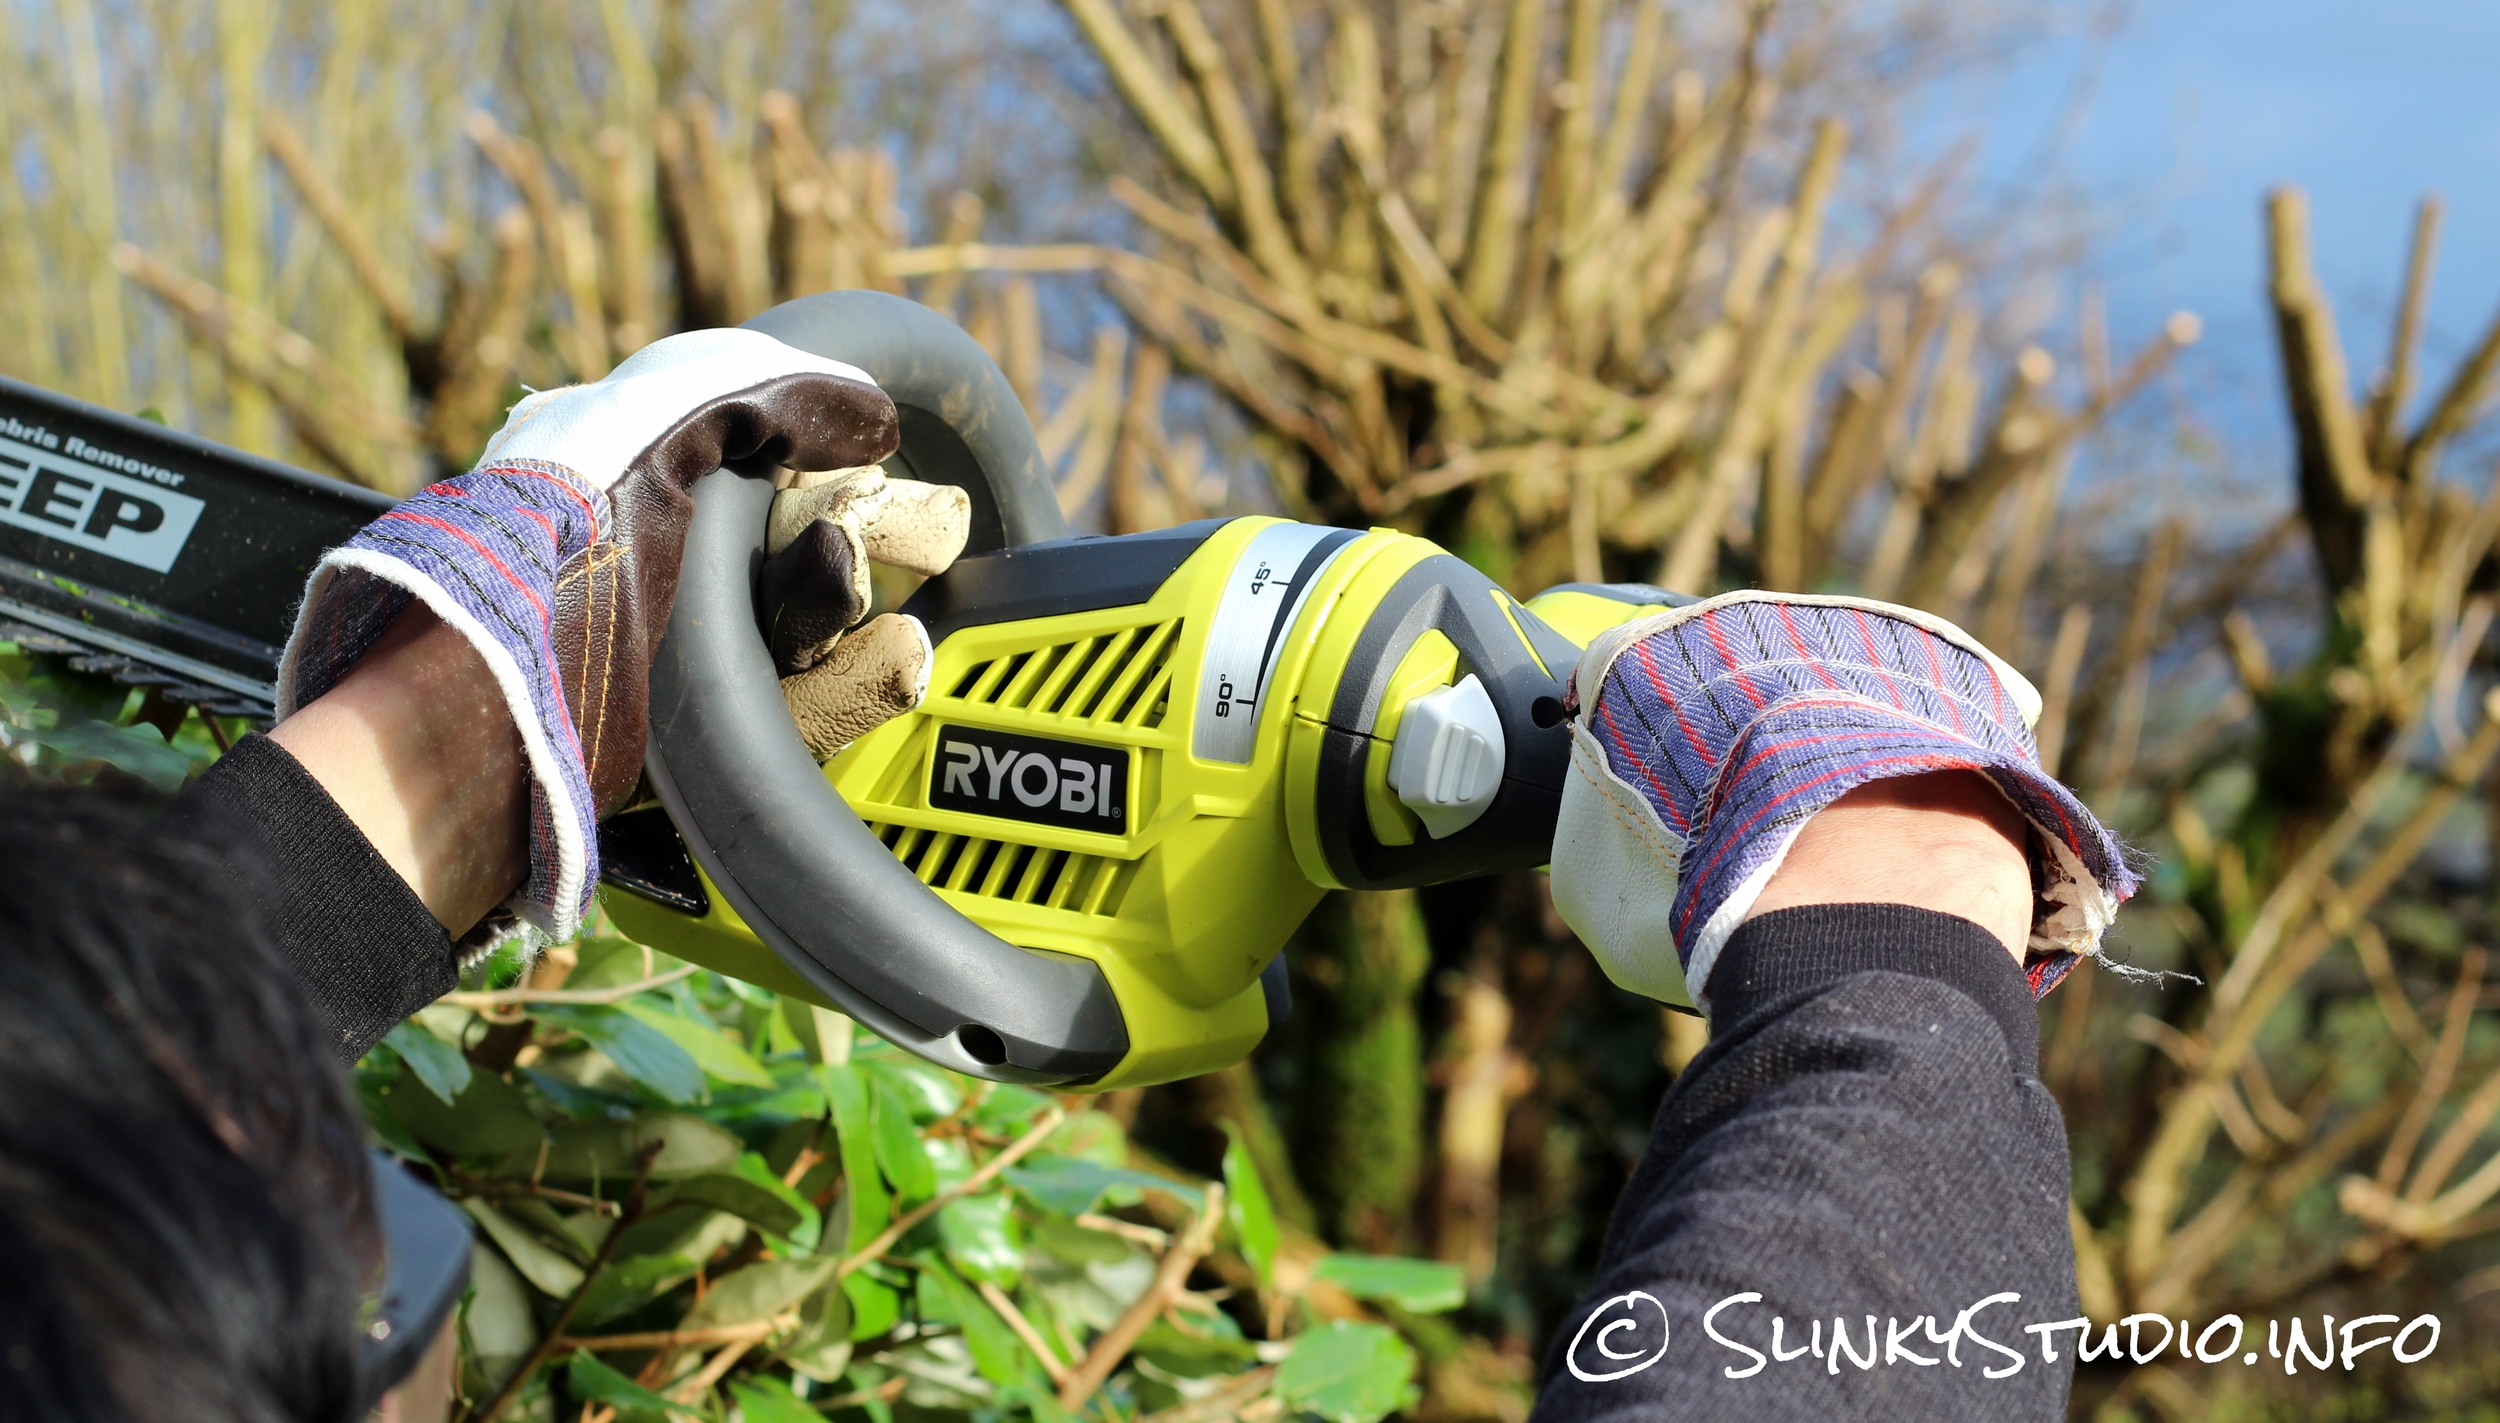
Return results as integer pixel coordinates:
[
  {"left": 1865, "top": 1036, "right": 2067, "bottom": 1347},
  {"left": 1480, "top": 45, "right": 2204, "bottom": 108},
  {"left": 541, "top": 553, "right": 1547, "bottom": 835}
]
[{"left": 1386, "top": 674, "right": 1506, "bottom": 839}]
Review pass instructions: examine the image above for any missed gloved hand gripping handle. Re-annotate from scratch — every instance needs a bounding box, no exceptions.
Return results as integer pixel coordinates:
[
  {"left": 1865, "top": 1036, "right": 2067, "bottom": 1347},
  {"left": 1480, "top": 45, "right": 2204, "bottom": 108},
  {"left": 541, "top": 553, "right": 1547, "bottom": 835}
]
[{"left": 643, "top": 291, "right": 1129, "bottom": 1083}]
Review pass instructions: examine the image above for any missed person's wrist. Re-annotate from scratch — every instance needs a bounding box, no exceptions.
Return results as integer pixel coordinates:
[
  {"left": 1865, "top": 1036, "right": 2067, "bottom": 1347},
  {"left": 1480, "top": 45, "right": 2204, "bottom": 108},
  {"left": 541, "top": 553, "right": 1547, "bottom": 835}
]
[
  {"left": 1741, "top": 770, "right": 2032, "bottom": 963},
  {"left": 270, "top": 604, "right": 529, "bottom": 935}
]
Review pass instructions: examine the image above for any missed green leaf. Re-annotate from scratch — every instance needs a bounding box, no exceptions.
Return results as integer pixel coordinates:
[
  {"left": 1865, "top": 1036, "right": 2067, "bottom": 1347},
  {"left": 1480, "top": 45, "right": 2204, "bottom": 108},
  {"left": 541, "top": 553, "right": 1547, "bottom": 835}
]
[
  {"left": 659, "top": 1172, "right": 804, "bottom": 1240},
  {"left": 730, "top": 1151, "right": 823, "bottom": 1251},
  {"left": 766, "top": 1119, "right": 837, "bottom": 1193},
  {"left": 922, "top": 1133, "right": 974, "bottom": 1193},
  {"left": 777, "top": 1277, "right": 855, "bottom": 1381},
  {"left": 1048, "top": 1110, "right": 1131, "bottom": 1167},
  {"left": 540, "top": 1111, "right": 744, "bottom": 1184},
  {"left": 461, "top": 1199, "right": 585, "bottom": 1296},
  {"left": 916, "top": 1256, "right": 1029, "bottom": 1389},
  {"left": 1006, "top": 1155, "right": 1198, "bottom": 1218},
  {"left": 1025, "top": 1216, "right": 1136, "bottom": 1265},
  {"left": 572, "top": 1253, "right": 697, "bottom": 1330},
  {"left": 819, "top": 1064, "right": 889, "bottom": 1250},
  {"left": 354, "top": 1076, "right": 428, "bottom": 1163},
  {"left": 777, "top": 997, "right": 828, "bottom": 1061},
  {"left": 759, "top": 998, "right": 803, "bottom": 1057},
  {"left": 516, "top": 1065, "right": 639, "bottom": 1119},
  {"left": 535, "top": 1005, "right": 706, "bottom": 1105},
  {"left": 1135, "top": 1317, "right": 1259, "bottom": 1378},
  {"left": 1309, "top": 1254, "right": 1467, "bottom": 1314},
  {"left": 1220, "top": 1125, "right": 1278, "bottom": 1289},
  {"left": 1275, "top": 1322, "right": 1417, "bottom": 1423},
  {"left": 706, "top": 1076, "right": 828, "bottom": 1127},
  {"left": 969, "top": 1084, "right": 1052, "bottom": 1132},
  {"left": 913, "top": 1260, "right": 958, "bottom": 1326},
  {"left": 861, "top": 1057, "right": 962, "bottom": 1122},
  {"left": 616, "top": 1000, "right": 777, "bottom": 1088},
  {"left": 23, "top": 718, "right": 191, "bottom": 791},
  {"left": 387, "top": 1064, "right": 543, "bottom": 1165},
  {"left": 682, "top": 1256, "right": 838, "bottom": 1331},
  {"left": 728, "top": 1377, "right": 824, "bottom": 1423},
  {"left": 564, "top": 935, "right": 671, "bottom": 990},
  {"left": 566, "top": 1351, "right": 688, "bottom": 1419},
  {"left": 843, "top": 1271, "right": 902, "bottom": 1341},
  {"left": 606, "top": 1203, "right": 748, "bottom": 1268},
  {"left": 462, "top": 1245, "right": 538, "bottom": 1393},
  {"left": 384, "top": 1021, "right": 473, "bottom": 1105},
  {"left": 1022, "top": 1380, "right": 1083, "bottom": 1423},
  {"left": 492, "top": 1195, "right": 596, "bottom": 1264},
  {"left": 872, "top": 1078, "right": 938, "bottom": 1202},
  {"left": 939, "top": 1190, "right": 1023, "bottom": 1287}
]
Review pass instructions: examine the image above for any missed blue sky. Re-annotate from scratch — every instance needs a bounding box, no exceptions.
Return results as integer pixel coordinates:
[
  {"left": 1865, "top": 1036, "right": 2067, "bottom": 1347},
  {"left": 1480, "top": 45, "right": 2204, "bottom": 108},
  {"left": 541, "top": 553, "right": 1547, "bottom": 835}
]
[{"left": 1942, "top": 0, "right": 2500, "bottom": 452}]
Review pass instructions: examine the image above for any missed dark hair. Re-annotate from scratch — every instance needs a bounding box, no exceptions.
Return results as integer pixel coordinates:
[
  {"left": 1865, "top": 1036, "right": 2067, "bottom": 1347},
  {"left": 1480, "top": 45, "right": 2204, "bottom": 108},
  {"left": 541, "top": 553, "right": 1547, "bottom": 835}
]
[{"left": 0, "top": 785, "right": 377, "bottom": 1423}]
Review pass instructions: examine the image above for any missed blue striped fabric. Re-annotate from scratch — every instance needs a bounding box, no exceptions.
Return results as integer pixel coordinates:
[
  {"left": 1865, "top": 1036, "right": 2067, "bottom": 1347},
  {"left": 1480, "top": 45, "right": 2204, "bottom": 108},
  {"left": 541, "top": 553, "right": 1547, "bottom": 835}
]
[
  {"left": 1585, "top": 595, "right": 2134, "bottom": 999},
  {"left": 282, "top": 459, "right": 611, "bottom": 942}
]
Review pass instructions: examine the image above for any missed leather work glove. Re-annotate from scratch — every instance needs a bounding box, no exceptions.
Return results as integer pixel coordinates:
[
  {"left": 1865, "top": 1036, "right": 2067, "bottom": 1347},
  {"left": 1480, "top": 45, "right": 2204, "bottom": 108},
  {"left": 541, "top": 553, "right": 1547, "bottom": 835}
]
[
  {"left": 1548, "top": 592, "right": 2138, "bottom": 1010},
  {"left": 762, "top": 464, "right": 969, "bottom": 758},
  {"left": 278, "top": 328, "right": 966, "bottom": 941}
]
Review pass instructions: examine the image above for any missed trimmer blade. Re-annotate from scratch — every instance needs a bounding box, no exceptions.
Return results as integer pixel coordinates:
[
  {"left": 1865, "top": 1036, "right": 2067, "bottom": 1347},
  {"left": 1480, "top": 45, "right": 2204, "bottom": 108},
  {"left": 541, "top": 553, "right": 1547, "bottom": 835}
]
[{"left": 0, "top": 375, "right": 395, "bottom": 718}]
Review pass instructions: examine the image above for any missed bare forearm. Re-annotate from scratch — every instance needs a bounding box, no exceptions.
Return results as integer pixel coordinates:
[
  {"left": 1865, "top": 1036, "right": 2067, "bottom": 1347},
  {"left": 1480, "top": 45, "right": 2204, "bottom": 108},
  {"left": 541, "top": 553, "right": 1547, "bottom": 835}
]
[
  {"left": 1743, "top": 770, "right": 2033, "bottom": 961},
  {"left": 269, "top": 605, "right": 529, "bottom": 935}
]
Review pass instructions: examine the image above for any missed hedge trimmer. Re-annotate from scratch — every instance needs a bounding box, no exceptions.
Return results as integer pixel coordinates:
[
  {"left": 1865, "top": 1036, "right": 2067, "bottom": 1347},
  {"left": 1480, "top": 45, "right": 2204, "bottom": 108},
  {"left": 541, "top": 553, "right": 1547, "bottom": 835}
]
[{"left": 0, "top": 292, "right": 1688, "bottom": 1091}]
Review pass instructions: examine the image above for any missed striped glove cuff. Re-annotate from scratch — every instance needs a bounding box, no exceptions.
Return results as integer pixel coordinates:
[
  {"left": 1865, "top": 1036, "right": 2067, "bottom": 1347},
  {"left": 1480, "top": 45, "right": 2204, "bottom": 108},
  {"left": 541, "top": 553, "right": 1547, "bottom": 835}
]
[{"left": 1550, "top": 592, "right": 2136, "bottom": 1007}]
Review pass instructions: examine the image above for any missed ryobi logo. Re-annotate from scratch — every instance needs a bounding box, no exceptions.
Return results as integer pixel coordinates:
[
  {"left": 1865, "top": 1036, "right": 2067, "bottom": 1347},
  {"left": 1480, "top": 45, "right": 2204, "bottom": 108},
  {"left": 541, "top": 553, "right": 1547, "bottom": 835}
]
[
  {"left": 929, "top": 724, "right": 1129, "bottom": 834},
  {"left": 0, "top": 431, "right": 206, "bottom": 574}
]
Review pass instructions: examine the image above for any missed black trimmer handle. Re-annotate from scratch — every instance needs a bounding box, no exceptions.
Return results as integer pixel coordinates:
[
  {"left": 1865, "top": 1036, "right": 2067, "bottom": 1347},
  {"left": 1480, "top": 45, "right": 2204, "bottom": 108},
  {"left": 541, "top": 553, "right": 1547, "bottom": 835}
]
[
  {"left": 742, "top": 293, "right": 1070, "bottom": 555},
  {"left": 642, "top": 292, "right": 1130, "bottom": 1083}
]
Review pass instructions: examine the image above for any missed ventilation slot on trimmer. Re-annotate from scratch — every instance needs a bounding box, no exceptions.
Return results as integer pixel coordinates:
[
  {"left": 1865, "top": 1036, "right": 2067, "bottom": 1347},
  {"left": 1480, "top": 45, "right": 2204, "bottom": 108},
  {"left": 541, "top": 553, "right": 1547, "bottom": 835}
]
[
  {"left": 871, "top": 822, "right": 1137, "bottom": 917},
  {"left": 945, "top": 619, "right": 1182, "bottom": 729}
]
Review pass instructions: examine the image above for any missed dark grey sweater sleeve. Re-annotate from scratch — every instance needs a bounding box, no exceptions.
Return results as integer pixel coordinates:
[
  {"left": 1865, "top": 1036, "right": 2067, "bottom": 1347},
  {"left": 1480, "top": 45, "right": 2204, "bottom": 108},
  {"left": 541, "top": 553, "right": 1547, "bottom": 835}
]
[
  {"left": 163, "top": 733, "right": 456, "bottom": 1063},
  {"left": 1531, "top": 904, "right": 2078, "bottom": 1422}
]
